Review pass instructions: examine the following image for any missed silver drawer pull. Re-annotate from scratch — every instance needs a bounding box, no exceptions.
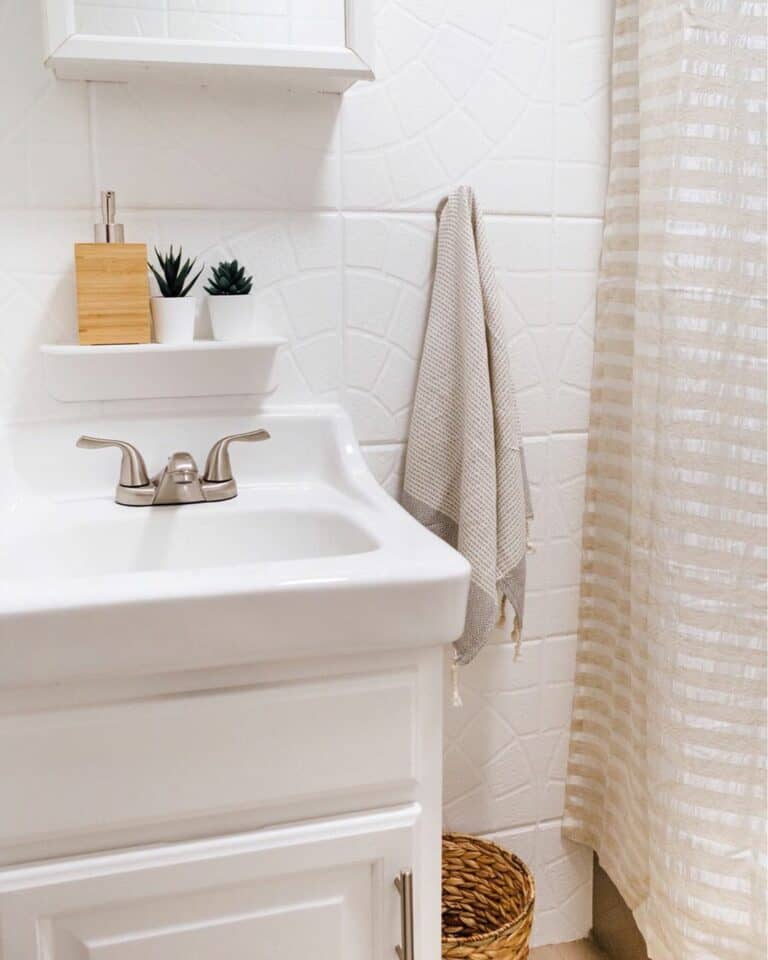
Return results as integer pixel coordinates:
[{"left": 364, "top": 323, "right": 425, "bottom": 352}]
[{"left": 395, "top": 870, "right": 415, "bottom": 960}]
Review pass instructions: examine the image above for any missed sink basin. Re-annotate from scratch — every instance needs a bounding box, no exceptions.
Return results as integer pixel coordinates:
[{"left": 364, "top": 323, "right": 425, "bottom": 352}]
[
  {"left": 0, "top": 406, "right": 470, "bottom": 686},
  {"left": 3, "top": 497, "right": 379, "bottom": 581}
]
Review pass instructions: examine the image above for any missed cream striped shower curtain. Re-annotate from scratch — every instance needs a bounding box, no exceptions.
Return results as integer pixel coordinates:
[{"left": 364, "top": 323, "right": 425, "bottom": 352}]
[{"left": 563, "top": 2, "right": 767, "bottom": 959}]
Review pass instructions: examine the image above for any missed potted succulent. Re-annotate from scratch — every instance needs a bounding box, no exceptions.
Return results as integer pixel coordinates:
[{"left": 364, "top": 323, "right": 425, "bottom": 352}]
[
  {"left": 205, "top": 259, "right": 262, "bottom": 341},
  {"left": 148, "top": 246, "right": 203, "bottom": 343}
]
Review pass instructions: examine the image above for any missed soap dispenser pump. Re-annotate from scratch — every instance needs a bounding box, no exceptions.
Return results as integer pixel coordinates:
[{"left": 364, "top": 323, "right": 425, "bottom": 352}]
[
  {"left": 94, "top": 190, "right": 125, "bottom": 243},
  {"left": 75, "top": 190, "right": 151, "bottom": 345}
]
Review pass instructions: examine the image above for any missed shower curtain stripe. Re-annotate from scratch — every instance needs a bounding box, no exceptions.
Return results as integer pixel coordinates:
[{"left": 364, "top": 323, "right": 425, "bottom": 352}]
[{"left": 563, "top": 1, "right": 767, "bottom": 959}]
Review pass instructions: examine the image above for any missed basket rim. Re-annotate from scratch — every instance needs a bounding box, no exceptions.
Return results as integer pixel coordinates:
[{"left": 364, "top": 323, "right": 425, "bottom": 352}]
[{"left": 442, "top": 832, "right": 536, "bottom": 946}]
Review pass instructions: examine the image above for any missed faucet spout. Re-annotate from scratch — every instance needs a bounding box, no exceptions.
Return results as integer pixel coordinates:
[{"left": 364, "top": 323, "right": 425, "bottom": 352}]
[
  {"left": 153, "top": 452, "right": 204, "bottom": 505},
  {"left": 167, "top": 451, "right": 198, "bottom": 484}
]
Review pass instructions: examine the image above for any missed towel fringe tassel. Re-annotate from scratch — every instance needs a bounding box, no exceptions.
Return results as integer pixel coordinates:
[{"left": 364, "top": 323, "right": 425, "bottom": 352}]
[
  {"left": 512, "top": 617, "right": 522, "bottom": 661},
  {"left": 496, "top": 593, "right": 507, "bottom": 627},
  {"left": 498, "top": 592, "right": 523, "bottom": 658},
  {"left": 452, "top": 597, "right": 522, "bottom": 706}
]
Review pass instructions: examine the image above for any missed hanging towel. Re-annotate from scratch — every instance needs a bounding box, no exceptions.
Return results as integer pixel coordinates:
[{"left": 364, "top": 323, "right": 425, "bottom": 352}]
[{"left": 402, "top": 186, "right": 533, "bottom": 666}]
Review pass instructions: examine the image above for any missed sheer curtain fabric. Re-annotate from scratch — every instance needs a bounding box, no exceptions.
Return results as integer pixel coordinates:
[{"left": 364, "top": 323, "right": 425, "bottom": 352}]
[{"left": 563, "top": 2, "right": 767, "bottom": 959}]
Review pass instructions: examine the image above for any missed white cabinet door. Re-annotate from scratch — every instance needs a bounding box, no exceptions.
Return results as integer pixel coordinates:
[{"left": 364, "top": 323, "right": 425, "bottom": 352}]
[{"left": 0, "top": 807, "right": 418, "bottom": 960}]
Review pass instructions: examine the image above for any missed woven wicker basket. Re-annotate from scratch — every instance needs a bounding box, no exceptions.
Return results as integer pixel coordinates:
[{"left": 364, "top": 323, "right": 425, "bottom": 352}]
[{"left": 442, "top": 833, "right": 535, "bottom": 960}]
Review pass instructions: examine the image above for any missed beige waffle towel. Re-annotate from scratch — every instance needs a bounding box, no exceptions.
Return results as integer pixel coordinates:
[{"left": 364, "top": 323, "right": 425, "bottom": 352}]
[{"left": 402, "top": 186, "right": 532, "bottom": 666}]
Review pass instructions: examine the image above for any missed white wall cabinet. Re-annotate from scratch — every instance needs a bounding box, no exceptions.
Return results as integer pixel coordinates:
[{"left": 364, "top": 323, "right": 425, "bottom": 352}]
[
  {"left": 40, "top": 0, "right": 374, "bottom": 91},
  {"left": 0, "top": 647, "right": 444, "bottom": 959}
]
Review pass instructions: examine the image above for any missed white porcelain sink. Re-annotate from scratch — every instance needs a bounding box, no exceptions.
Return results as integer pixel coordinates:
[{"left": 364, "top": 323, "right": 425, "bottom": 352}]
[
  {"left": 0, "top": 406, "right": 470, "bottom": 686},
  {"left": 3, "top": 498, "right": 378, "bottom": 580}
]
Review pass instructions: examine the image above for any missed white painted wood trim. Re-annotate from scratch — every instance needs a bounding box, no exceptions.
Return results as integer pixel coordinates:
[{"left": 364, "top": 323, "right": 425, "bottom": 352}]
[
  {"left": 345, "top": 0, "right": 374, "bottom": 76},
  {"left": 53, "top": 34, "right": 364, "bottom": 73},
  {"left": 40, "top": 0, "right": 76, "bottom": 59},
  {"left": 0, "top": 805, "right": 420, "bottom": 891}
]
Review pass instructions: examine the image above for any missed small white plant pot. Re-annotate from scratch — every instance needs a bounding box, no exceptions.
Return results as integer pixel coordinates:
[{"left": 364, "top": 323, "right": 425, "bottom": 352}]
[
  {"left": 209, "top": 294, "right": 264, "bottom": 342},
  {"left": 151, "top": 297, "right": 196, "bottom": 344}
]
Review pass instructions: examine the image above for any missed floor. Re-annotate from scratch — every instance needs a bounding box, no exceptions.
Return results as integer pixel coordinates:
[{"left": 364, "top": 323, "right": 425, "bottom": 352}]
[
  {"left": 529, "top": 860, "right": 648, "bottom": 960},
  {"left": 531, "top": 939, "right": 608, "bottom": 959},
  {"left": 592, "top": 859, "right": 649, "bottom": 960}
]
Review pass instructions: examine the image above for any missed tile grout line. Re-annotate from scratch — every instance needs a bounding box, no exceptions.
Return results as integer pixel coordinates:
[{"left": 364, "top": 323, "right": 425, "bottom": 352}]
[
  {"left": 481, "top": 814, "right": 566, "bottom": 837},
  {"left": 553, "top": 0, "right": 561, "bottom": 223},
  {"left": 359, "top": 430, "right": 589, "bottom": 449},
  {"left": 341, "top": 210, "right": 604, "bottom": 223},
  {"left": 338, "top": 89, "right": 348, "bottom": 409},
  {"left": 549, "top": 0, "right": 560, "bottom": 458},
  {"left": 85, "top": 82, "right": 99, "bottom": 206},
  {"left": 0, "top": 208, "right": 604, "bottom": 225}
]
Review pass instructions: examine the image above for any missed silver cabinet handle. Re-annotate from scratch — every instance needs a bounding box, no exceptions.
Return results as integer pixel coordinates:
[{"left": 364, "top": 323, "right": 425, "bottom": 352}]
[
  {"left": 202, "top": 429, "right": 270, "bottom": 483},
  {"left": 395, "top": 871, "right": 415, "bottom": 960},
  {"left": 76, "top": 436, "right": 150, "bottom": 487}
]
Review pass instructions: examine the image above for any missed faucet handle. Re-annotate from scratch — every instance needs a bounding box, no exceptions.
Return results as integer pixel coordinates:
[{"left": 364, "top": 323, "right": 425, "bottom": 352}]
[
  {"left": 203, "top": 429, "right": 270, "bottom": 483},
  {"left": 76, "top": 436, "right": 150, "bottom": 487}
]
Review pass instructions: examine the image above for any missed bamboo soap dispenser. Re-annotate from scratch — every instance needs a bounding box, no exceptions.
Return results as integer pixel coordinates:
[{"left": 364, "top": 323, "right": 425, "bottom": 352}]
[{"left": 75, "top": 191, "right": 151, "bottom": 345}]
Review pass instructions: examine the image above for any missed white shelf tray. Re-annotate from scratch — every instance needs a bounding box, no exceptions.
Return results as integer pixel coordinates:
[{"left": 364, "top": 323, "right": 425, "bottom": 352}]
[{"left": 40, "top": 338, "right": 285, "bottom": 402}]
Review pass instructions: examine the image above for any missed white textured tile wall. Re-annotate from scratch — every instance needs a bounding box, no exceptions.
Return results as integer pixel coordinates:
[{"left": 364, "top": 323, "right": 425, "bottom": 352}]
[
  {"left": 489, "top": 822, "right": 594, "bottom": 948},
  {"left": 89, "top": 83, "right": 341, "bottom": 211},
  {"left": 1, "top": 0, "right": 613, "bottom": 943},
  {"left": 350, "top": 1, "right": 611, "bottom": 944}
]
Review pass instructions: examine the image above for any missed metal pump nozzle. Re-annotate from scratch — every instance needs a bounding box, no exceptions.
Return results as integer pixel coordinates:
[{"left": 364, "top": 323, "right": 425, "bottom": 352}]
[{"left": 94, "top": 190, "right": 125, "bottom": 243}]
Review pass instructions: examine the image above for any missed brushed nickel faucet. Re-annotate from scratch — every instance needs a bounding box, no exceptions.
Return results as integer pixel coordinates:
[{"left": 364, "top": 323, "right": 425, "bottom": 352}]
[{"left": 76, "top": 429, "right": 270, "bottom": 506}]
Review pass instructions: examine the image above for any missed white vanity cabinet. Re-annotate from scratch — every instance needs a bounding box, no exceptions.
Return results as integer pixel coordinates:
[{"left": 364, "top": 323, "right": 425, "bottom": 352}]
[
  {"left": 0, "top": 646, "right": 444, "bottom": 960},
  {"left": 0, "top": 406, "right": 470, "bottom": 960}
]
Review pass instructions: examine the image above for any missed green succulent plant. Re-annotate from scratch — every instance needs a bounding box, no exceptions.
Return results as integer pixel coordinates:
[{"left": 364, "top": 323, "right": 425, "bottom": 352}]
[
  {"left": 205, "top": 260, "right": 253, "bottom": 297},
  {"left": 148, "top": 246, "right": 203, "bottom": 298}
]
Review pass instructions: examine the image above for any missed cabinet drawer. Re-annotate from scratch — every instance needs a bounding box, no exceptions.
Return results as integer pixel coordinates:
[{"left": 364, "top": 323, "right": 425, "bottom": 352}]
[
  {"left": 0, "top": 807, "right": 419, "bottom": 960},
  {"left": 0, "top": 669, "right": 417, "bottom": 861}
]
